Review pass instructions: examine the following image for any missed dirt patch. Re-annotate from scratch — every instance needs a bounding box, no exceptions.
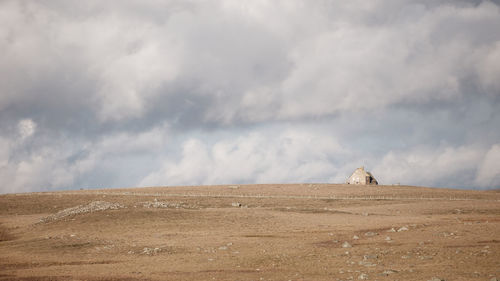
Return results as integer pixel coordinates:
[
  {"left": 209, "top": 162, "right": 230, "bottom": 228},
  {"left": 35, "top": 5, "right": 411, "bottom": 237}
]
[
  {"left": 0, "top": 276, "right": 144, "bottom": 281},
  {"left": 242, "top": 234, "right": 284, "bottom": 238},
  {"left": 0, "top": 224, "right": 15, "bottom": 242},
  {"left": 477, "top": 239, "right": 500, "bottom": 243},
  {"left": 0, "top": 260, "right": 120, "bottom": 270},
  {"left": 0, "top": 276, "right": 73, "bottom": 281},
  {"left": 273, "top": 207, "right": 353, "bottom": 214}
]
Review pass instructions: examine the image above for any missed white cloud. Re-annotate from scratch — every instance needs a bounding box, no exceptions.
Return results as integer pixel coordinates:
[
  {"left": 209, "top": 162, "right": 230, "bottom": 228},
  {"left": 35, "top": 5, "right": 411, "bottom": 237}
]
[
  {"left": 372, "top": 145, "right": 485, "bottom": 187},
  {"left": 139, "top": 128, "right": 344, "bottom": 186},
  {"left": 475, "top": 144, "right": 500, "bottom": 188},
  {"left": 17, "top": 119, "right": 36, "bottom": 140},
  {"left": 0, "top": 124, "right": 171, "bottom": 193},
  {"left": 476, "top": 41, "right": 500, "bottom": 96},
  {"left": 2, "top": 1, "right": 499, "bottom": 123},
  {"left": 278, "top": 1, "right": 500, "bottom": 119},
  {"left": 0, "top": 144, "right": 79, "bottom": 194},
  {"left": 0, "top": 137, "right": 10, "bottom": 168}
]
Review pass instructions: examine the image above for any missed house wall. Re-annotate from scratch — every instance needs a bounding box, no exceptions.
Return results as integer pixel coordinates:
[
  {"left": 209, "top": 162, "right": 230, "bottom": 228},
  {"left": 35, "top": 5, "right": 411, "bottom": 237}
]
[{"left": 347, "top": 169, "right": 368, "bottom": 185}]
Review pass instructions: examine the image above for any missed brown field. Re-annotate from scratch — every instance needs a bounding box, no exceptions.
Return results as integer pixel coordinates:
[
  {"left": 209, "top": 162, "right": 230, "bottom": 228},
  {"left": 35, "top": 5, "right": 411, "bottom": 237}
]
[{"left": 0, "top": 184, "right": 499, "bottom": 281}]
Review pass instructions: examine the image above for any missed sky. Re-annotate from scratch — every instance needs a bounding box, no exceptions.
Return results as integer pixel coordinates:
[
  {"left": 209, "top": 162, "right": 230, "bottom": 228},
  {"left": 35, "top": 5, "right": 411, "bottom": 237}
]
[{"left": 1, "top": 0, "right": 500, "bottom": 193}]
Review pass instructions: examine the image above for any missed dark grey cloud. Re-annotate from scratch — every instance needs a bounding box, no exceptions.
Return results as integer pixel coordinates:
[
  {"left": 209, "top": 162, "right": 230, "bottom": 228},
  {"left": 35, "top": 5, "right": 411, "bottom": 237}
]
[{"left": 1, "top": 0, "right": 499, "bottom": 193}]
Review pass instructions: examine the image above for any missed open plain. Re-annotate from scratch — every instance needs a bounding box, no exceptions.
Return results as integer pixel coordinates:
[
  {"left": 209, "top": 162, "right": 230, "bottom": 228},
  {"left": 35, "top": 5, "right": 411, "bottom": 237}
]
[{"left": 0, "top": 184, "right": 499, "bottom": 281}]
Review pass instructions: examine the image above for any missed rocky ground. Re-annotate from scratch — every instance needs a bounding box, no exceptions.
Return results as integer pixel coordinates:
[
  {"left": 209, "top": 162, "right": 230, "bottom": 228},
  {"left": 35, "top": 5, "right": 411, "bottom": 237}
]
[{"left": 0, "top": 184, "right": 499, "bottom": 280}]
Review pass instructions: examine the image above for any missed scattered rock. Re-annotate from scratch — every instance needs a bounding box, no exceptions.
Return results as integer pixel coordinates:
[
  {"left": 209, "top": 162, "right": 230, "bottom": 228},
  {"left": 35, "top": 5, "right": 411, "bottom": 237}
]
[
  {"left": 364, "top": 232, "right": 378, "bottom": 237},
  {"left": 142, "top": 201, "right": 193, "bottom": 209},
  {"left": 228, "top": 185, "right": 240, "bottom": 189},
  {"left": 387, "top": 228, "right": 396, "bottom": 232},
  {"left": 218, "top": 246, "right": 228, "bottom": 250},
  {"left": 142, "top": 247, "right": 161, "bottom": 256},
  {"left": 381, "top": 270, "right": 397, "bottom": 276},
  {"left": 490, "top": 278, "right": 498, "bottom": 281},
  {"left": 358, "top": 273, "right": 368, "bottom": 280},
  {"left": 353, "top": 235, "right": 360, "bottom": 240},
  {"left": 363, "top": 254, "right": 378, "bottom": 260},
  {"left": 342, "top": 242, "right": 352, "bottom": 248},
  {"left": 231, "top": 202, "right": 242, "bottom": 207},
  {"left": 428, "top": 278, "right": 445, "bottom": 281},
  {"left": 385, "top": 236, "right": 392, "bottom": 241},
  {"left": 358, "top": 261, "right": 376, "bottom": 267},
  {"left": 397, "top": 226, "right": 409, "bottom": 232},
  {"left": 40, "top": 201, "right": 124, "bottom": 222}
]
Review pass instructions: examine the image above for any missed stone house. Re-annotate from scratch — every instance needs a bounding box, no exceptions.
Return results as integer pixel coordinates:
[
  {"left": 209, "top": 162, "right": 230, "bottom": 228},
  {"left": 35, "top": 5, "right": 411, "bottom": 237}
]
[{"left": 346, "top": 166, "right": 378, "bottom": 185}]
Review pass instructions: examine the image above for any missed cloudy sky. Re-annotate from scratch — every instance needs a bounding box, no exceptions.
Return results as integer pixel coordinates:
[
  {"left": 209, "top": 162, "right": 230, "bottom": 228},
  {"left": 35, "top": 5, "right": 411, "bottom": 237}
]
[{"left": 1, "top": 0, "right": 500, "bottom": 193}]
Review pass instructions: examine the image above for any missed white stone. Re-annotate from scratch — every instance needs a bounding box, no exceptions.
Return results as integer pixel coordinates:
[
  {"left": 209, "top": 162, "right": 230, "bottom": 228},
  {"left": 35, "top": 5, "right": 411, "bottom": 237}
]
[
  {"left": 342, "top": 242, "right": 352, "bottom": 248},
  {"left": 358, "top": 273, "right": 369, "bottom": 280}
]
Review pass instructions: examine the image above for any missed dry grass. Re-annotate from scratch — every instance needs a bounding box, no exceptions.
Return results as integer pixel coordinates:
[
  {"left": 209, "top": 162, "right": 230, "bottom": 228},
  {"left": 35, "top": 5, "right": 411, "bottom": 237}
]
[{"left": 0, "top": 184, "right": 499, "bottom": 281}]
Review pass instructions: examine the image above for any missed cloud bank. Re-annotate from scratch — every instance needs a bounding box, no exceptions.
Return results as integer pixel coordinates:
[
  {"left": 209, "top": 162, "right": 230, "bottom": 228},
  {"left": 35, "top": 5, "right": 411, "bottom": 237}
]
[{"left": 1, "top": 0, "right": 499, "bottom": 193}]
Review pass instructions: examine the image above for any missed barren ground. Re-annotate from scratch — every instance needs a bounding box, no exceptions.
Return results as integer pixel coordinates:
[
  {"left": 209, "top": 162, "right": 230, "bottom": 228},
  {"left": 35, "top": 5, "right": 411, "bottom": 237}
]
[{"left": 0, "top": 184, "right": 499, "bottom": 281}]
